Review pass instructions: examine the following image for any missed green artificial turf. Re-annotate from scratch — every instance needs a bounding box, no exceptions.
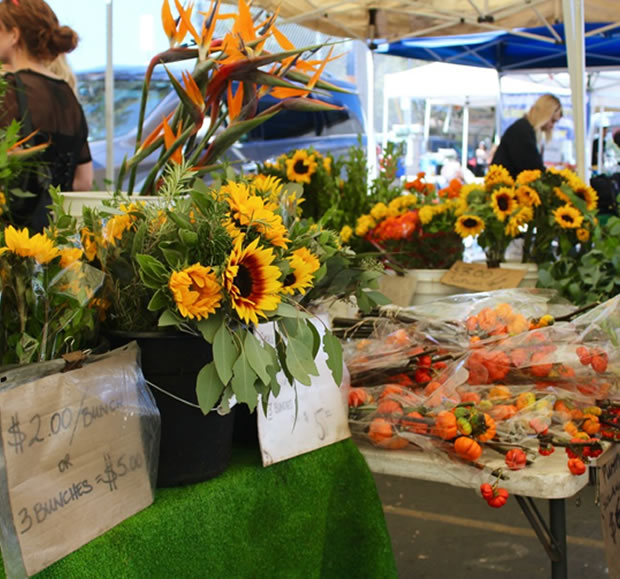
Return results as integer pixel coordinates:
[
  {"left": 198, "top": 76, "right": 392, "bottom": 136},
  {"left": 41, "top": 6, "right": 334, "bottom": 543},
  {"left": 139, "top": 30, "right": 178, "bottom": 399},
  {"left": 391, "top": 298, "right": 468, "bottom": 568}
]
[{"left": 1, "top": 440, "right": 397, "bottom": 578}]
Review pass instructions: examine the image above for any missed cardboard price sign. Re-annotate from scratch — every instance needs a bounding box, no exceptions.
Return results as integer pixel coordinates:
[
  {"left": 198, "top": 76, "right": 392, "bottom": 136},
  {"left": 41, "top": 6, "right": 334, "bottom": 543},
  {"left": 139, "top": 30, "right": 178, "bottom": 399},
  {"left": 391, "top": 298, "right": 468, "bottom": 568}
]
[
  {"left": 0, "top": 345, "right": 156, "bottom": 577},
  {"left": 257, "top": 319, "right": 351, "bottom": 466},
  {"left": 440, "top": 261, "right": 526, "bottom": 292}
]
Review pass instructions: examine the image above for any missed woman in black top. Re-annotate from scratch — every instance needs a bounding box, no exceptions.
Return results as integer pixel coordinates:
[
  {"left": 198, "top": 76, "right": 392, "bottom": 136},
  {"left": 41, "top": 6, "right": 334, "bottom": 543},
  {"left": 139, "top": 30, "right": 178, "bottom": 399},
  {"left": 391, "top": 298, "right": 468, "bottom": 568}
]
[
  {"left": 0, "top": 0, "right": 92, "bottom": 231},
  {"left": 491, "top": 94, "right": 563, "bottom": 179}
]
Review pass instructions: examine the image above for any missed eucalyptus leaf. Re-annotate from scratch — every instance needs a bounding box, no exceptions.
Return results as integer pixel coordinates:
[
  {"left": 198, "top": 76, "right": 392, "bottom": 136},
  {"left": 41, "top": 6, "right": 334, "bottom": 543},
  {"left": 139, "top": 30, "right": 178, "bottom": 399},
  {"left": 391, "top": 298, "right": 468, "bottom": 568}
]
[
  {"left": 323, "top": 330, "right": 343, "bottom": 386},
  {"left": 196, "top": 312, "right": 223, "bottom": 343},
  {"left": 285, "top": 336, "right": 318, "bottom": 386},
  {"left": 135, "top": 254, "right": 168, "bottom": 282},
  {"left": 147, "top": 289, "right": 168, "bottom": 312},
  {"left": 274, "top": 302, "right": 310, "bottom": 319},
  {"left": 196, "top": 361, "right": 226, "bottom": 414},
  {"left": 213, "top": 324, "right": 238, "bottom": 384},
  {"left": 244, "top": 331, "right": 271, "bottom": 385},
  {"left": 231, "top": 356, "right": 258, "bottom": 412}
]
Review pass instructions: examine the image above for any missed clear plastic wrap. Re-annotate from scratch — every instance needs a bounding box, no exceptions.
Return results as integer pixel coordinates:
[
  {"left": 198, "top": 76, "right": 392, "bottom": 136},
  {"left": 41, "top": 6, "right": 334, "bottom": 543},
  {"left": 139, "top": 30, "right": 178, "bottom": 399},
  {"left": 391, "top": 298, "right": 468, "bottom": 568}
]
[
  {"left": 0, "top": 342, "right": 160, "bottom": 577},
  {"left": 346, "top": 293, "right": 619, "bottom": 486}
]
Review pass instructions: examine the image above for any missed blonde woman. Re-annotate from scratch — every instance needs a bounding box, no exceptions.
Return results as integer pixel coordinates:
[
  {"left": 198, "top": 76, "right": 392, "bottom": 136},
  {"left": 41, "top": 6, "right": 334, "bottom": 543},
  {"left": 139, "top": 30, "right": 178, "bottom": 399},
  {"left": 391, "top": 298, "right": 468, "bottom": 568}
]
[
  {"left": 491, "top": 93, "right": 563, "bottom": 178},
  {"left": 48, "top": 52, "right": 77, "bottom": 94}
]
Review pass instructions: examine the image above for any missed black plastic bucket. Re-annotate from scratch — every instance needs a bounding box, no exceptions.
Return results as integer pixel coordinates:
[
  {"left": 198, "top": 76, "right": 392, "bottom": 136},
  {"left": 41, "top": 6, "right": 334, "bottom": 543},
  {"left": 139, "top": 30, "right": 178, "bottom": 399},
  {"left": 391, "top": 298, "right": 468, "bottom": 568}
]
[{"left": 107, "top": 331, "right": 235, "bottom": 488}]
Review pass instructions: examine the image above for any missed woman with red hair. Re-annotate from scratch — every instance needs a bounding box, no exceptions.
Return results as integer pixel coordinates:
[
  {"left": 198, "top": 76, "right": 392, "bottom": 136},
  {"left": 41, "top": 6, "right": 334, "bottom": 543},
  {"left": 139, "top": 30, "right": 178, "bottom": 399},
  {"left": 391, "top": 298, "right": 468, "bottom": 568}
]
[{"left": 0, "top": 0, "right": 92, "bottom": 231}]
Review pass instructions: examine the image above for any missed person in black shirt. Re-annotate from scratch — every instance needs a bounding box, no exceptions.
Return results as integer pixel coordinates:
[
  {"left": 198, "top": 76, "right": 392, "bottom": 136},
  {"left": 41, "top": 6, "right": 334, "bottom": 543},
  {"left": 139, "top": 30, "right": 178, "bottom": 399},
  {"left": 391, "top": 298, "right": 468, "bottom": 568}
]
[
  {"left": 491, "top": 94, "right": 563, "bottom": 178},
  {"left": 0, "top": 0, "right": 92, "bottom": 231}
]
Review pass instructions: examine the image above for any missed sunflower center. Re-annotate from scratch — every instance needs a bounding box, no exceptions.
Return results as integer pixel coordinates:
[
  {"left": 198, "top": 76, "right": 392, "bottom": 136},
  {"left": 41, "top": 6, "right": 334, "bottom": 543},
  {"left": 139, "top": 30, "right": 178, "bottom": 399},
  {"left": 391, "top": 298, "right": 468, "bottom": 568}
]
[
  {"left": 463, "top": 218, "right": 478, "bottom": 227},
  {"left": 562, "top": 214, "right": 575, "bottom": 224},
  {"left": 294, "top": 160, "right": 309, "bottom": 174},
  {"left": 235, "top": 264, "right": 254, "bottom": 297},
  {"left": 497, "top": 195, "right": 510, "bottom": 211},
  {"left": 283, "top": 273, "right": 296, "bottom": 287}
]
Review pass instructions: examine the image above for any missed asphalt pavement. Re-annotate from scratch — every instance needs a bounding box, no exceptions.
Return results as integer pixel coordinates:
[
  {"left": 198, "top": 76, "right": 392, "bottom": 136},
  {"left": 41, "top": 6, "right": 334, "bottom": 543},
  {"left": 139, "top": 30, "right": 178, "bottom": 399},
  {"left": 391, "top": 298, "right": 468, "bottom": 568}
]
[{"left": 372, "top": 471, "right": 610, "bottom": 578}]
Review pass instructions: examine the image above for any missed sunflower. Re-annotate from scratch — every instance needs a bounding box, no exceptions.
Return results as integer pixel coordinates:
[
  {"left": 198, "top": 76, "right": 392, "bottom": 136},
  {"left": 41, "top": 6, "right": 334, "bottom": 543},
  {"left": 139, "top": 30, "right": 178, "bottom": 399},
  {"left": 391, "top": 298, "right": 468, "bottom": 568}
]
[
  {"left": 340, "top": 225, "right": 353, "bottom": 243},
  {"left": 504, "top": 206, "right": 533, "bottom": 237},
  {"left": 458, "top": 183, "right": 478, "bottom": 206},
  {"left": 0, "top": 191, "right": 6, "bottom": 214},
  {"left": 455, "top": 215, "right": 484, "bottom": 237},
  {"left": 252, "top": 174, "right": 284, "bottom": 202},
  {"left": 169, "top": 263, "right": 223, "bottom": 320},
  {"left": 224, "top": 181, "right": 289, "bottom": 248},
  {"left": 224, "top": 235, "right": 282, "bottom": 325},
  {"left": 576, "top": 228, "right": 590, "bottom": 242},
  {"left": 553, "top": 205, "right": 584, "bottom": 229},
  {"left": 323, "top": 155, "right": 332, "bottom": 174},
  {"left": 491, "top": 187, "right": 517, "bottom": 222},
  {"left": 515, "top": 169, "right": 541, "bottom": 186},
  {"left": 282, "top": 247, "right": 320, "bottom": 295},
  {"left": 515, "top": 185, "right": 541, "bottom": 207},
  {"left": 285, "top": 150, "right": 318, "bottom": 184},
  {"left": 59, "top": 247, "right": 84, "bottom": 269},
  {"left": 572, "top": 185, "right": 598, "bottom": 211},
  {"left": 103, "top": 214, "right": 134, "bottom": 246},
  {"left": 0, "top": 225, "right": 59, "bottom": 264},
  {"left": 485, "top": 165, "right": 514, "bottom": 189}
]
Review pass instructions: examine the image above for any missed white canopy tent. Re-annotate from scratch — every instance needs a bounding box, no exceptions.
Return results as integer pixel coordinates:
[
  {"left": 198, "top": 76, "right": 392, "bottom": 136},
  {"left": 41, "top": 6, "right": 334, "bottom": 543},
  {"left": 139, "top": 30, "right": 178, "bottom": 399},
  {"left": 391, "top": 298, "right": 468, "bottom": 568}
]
[{"left": 381, "top": 62, "right": 572, "bottom": 171}]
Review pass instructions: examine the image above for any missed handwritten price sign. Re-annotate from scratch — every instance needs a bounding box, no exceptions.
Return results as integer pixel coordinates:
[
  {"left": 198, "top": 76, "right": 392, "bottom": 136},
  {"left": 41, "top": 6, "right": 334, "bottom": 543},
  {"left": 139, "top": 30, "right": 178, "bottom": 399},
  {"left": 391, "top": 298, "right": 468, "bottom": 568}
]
[
  {"left": 0, "top": 344, "right": 156, "bottom": 577},
  {"left": 257, "top": 319, "right": 350, "bottom": 466},
  {"left": 440, "top": 261, "right": 526, "bottom": 292}
]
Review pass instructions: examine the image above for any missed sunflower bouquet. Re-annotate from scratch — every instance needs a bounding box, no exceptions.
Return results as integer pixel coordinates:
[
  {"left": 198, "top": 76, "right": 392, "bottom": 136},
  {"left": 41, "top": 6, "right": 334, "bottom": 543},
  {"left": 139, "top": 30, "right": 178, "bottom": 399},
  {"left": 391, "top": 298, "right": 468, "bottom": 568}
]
[
  {"left": 0, "top": 221, "right": 104, "bottom": 366},
  {"left": 454, "top": 165, "right": 598, "bottom": 268},
  {"left": 70, "top": 165, "right": 385, "bottom": 414},
  {"left": 351, "top": 173, "right": 464, "bottom": 270}
]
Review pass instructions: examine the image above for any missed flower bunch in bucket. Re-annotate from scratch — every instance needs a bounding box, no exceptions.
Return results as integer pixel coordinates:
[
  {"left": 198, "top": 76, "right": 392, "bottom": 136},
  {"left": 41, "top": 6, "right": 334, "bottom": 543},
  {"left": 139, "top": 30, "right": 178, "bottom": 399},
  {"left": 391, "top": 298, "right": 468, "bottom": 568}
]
[
  {"left": 65, "top": 165, "right": 386, "bottom": 414},
  {"left": 351, "top": 173, "right": 464, "bottom": 270}
]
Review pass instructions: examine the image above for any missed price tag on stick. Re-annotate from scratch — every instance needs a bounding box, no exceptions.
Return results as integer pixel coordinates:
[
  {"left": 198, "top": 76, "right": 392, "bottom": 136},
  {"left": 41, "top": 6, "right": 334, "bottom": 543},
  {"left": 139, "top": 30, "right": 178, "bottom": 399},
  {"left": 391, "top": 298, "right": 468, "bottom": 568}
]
[{"left": 0, "top": 344, "right": 157, "bottom": 577}]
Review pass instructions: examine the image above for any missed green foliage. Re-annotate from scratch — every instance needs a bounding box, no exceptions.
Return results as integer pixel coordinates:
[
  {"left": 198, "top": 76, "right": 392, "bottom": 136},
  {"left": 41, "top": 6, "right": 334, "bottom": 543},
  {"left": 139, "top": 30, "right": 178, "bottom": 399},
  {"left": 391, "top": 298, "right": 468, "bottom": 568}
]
[{"left": 538, "top": 215, "right": 620, "bottom": 305}]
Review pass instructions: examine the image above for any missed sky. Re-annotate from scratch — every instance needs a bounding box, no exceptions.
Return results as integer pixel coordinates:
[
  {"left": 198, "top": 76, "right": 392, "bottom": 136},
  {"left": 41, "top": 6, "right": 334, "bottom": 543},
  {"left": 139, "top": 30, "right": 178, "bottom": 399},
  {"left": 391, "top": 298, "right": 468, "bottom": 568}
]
[{"left": 49, "top": 0, "right": 171, "bottom": 71}]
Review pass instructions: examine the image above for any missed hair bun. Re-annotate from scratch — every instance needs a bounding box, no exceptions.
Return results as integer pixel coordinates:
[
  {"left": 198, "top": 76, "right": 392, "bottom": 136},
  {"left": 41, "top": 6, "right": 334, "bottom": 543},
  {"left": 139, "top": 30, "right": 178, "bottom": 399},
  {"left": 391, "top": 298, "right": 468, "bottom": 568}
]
[{"left": 49, "top": 25, "right": 78, "bottom": 56}]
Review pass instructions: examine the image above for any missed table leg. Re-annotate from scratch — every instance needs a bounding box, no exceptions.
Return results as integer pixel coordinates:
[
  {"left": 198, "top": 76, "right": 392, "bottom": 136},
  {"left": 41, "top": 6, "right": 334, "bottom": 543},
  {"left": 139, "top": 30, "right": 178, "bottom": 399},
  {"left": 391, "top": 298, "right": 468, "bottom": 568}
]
[{"left": 549, "top": 499, "right": 567, "bottom": 579}]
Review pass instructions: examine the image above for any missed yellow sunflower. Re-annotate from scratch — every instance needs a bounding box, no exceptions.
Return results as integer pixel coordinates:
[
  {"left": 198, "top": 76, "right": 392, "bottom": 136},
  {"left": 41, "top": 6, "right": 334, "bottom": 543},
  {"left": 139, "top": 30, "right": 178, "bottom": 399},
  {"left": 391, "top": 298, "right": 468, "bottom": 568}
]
[
  {"left": 340, "top": 225, "right": 353, "bottom": 243},
  {"left": 282, "top": 247, "right": 320, "bottom": 296},
  {"left": 485, "top": 165, "right": 514, "bottom": 189},
  {"left": 224, "top": 181, "right": 289, "bottom": 248},
  {"left": 516, "top": 169, "right": 541, "bottom": 186},
  {"left": 455, "top": 215, "right": 484, "bottom": 237},
  {"left": 252, "top": 174, "right": 284, "bottom": 202},
  {"left": 285, "top": 150, "right": 318, "bottom": 184},
  {"left": 59, "top": 247, "right": 84, "bottom": 269},
  {"left": 491, "top": 187, "right": 517, "bottom": 222},
  {"left": 576, "top": 228, "right": 590, "bottom": 242},
  {"left": 224, "top": 235, "right": 283, "bottom": 325},
  {"left": 0, "top": 225, "right": 59, "bottom": 264},
  {"left": 169, "top": 263, "right": 223, "bottom": 320},
  {"left": 553, "top": 205, "right": 584, "bottom": 229},
  {"left": 515, "top": 185, "right": 541, "bottom": 207},
  {"left": 0, "top": 191, "right": 6, "bottom": 215},
  {"left": 573, "top": 185, "right": 598, "bottom": 211},
  {"left": 504, "top": 206, "right": 533, "bottom": 237},
  {"left": 103, "top": 214, "right": 134, "bottom": 246}
]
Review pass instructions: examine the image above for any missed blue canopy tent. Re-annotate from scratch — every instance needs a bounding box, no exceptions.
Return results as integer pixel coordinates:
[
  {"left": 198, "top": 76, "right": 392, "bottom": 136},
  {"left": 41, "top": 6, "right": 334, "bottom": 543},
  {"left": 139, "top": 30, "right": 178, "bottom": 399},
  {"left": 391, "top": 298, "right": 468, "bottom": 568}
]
[{"left": 376, "top": 23, "right": 620, "bottom": 71}]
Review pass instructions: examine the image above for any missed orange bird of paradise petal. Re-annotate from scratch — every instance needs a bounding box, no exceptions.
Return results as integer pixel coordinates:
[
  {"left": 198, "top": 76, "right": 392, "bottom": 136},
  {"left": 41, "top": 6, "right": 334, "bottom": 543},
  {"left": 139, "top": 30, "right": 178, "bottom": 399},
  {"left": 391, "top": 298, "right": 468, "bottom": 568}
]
[
  {"left": 174, "top": 0, "right": 200, "bottom": 45},
  {"left": 232, "top": 0, "right": 256, "bottom": 43},
  {"left": 162, "top": 117, "right": 184, "bottom": 164},
  {"left": 161, "top": 0, "right": 177, "bottom": 45},
  {"left": 139, "top": 111, "right": 174, "bottom": 151},
  {"left": 182, "top": 71, "right": 204, "bottom": 110},
  {"left": 226, "top": 82, "right": 244, "bottom": 121}
]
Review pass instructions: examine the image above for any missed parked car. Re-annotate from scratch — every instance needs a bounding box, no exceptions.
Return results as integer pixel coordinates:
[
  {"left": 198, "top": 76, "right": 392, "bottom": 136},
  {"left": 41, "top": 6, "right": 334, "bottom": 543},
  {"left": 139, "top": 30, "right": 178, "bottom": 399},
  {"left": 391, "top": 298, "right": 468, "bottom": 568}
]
[{"left": 76, "top": 66, "right": 365, "bottom": 189}]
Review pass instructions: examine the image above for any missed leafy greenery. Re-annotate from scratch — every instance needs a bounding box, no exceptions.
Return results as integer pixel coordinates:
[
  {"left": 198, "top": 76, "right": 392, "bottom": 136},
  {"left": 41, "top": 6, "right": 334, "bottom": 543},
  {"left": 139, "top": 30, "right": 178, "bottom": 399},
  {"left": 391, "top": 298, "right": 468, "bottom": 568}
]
[{"left": 538, "top": 215, "right": 620, "bottom": 305}]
